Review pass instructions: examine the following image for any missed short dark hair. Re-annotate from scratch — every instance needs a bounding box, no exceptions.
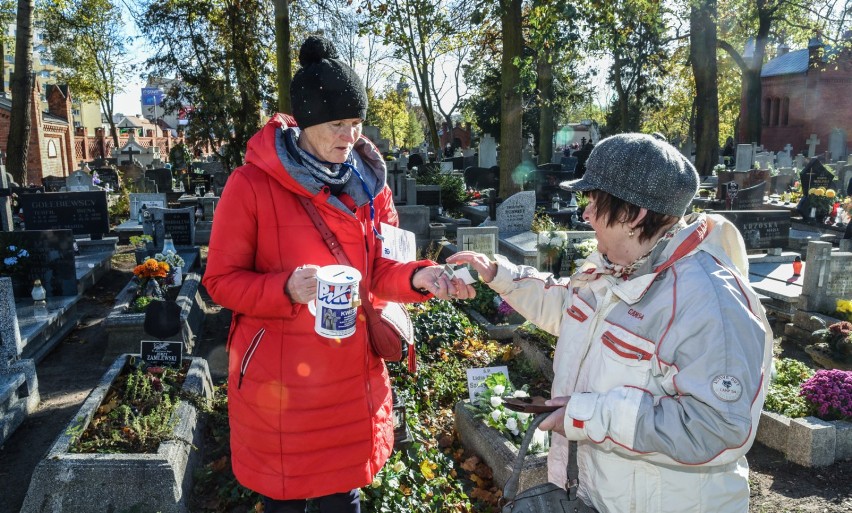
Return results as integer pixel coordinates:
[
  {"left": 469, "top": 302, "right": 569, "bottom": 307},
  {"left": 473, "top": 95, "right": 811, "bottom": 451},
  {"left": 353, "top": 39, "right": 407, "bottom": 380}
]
[{"left": 587, "top": 190, "right": 678, "bottom": 243}]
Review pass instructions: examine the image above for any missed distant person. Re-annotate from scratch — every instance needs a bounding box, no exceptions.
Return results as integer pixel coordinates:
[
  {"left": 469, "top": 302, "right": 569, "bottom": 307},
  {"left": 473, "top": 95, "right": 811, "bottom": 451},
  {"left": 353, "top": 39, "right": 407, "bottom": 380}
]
[
  {"left": 722, "top": 136, "right": 735, "bottom": 167},
  {"left": 203, "top": 35, "right": 474, "bottom": 513}
]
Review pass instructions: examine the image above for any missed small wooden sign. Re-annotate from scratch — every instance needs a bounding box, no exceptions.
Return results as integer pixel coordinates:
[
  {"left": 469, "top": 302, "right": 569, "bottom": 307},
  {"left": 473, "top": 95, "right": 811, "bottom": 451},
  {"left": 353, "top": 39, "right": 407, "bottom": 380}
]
[{"left": 140, "top": 340, "right": 183, "bottom": 368}]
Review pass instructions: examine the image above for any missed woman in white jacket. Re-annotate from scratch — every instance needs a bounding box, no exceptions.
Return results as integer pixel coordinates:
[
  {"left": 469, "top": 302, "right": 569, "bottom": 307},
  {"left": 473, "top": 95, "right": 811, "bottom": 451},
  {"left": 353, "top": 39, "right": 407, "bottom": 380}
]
[{"left": 449, "top": 133, "right": 773, "bottom": 513}]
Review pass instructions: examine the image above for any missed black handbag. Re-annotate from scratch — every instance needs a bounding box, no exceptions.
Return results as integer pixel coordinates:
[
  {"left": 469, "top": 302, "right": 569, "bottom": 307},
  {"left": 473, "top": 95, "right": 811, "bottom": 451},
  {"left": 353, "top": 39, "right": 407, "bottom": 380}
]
[{"left": 501, "top": 413, "right": 597, "bottom": 513}]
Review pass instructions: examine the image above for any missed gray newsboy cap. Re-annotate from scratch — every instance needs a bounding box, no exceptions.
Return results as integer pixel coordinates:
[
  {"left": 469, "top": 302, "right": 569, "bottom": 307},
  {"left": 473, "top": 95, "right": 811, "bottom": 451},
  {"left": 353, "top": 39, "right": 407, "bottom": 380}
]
[{"left": 561, "top": 133, "right": 699, "bottom": 217}]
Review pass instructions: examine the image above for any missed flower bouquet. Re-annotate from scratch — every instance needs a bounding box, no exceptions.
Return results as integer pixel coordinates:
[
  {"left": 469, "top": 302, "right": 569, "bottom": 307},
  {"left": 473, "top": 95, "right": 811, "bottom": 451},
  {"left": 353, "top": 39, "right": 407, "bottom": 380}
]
[
  {"left": 155, "top": 251, "right": 185, "bottom": 288},
  {"left": 799, "top": 369, "right": 852, "bottom": 421},
  {"left": 131, "top": 258, "right": 170, "bottom": 312},
  {"left": 806, "top": 187, "right": 835, "bottom": 219},
  {"left": 471, "top": 373, "right": 548, "bottom": 453},
  {"left": 1, "top": 244, "right": 30, "bottom": 278}
]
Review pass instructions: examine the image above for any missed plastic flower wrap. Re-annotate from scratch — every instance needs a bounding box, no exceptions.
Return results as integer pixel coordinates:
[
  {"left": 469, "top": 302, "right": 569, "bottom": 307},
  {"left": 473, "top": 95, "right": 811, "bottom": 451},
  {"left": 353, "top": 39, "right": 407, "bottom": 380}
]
[
  {"left": 799, "top": 369, "right": 852, "bottom": 420},
  {"left": 470, "top": 373, "right": 548, "bottom": 452},
  {"left": 155, "top": 252, "right": 185, "bottom": 271},
  {"left": 807, "top": 187, "right": 835, "bottom": 216}
]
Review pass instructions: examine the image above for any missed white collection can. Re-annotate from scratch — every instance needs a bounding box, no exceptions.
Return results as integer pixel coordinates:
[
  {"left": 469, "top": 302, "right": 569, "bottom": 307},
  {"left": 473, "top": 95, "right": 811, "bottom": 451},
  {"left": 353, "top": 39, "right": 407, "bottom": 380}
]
[{"left": 314, "top": 265, "right": 362, "bottom": 339}]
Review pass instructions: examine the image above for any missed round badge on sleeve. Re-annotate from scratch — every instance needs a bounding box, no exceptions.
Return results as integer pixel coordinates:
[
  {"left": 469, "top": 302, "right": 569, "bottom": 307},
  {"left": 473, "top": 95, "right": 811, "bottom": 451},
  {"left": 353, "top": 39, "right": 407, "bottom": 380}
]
[{"left": 711, "top": 375, "right": 743, "bottom": 402}]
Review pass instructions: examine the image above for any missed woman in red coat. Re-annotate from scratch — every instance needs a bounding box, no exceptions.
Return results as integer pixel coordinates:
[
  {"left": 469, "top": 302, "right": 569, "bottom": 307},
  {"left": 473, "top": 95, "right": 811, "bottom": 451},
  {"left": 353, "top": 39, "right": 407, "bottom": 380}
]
[{"left": 203, "top": 36, "right": 473, "bottom": 513}]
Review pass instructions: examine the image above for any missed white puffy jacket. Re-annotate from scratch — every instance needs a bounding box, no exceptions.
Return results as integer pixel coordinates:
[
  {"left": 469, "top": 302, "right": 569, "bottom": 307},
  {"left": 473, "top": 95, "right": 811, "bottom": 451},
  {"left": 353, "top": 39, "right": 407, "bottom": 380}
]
[{"left": 488, "top": 213, "right": 773, "bottom": 513}]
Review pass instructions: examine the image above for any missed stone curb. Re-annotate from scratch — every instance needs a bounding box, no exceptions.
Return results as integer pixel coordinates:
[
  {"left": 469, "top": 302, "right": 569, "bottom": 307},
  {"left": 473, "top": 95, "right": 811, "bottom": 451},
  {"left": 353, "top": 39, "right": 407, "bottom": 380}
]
[
  {"left": 756, "top": 410, "right": 852, "bottom": 467},
  {"left": 21, "top": 354, "right": 214, "bottom": 513},
  {"left": 454, "top": 400, "right": 548, "bottom": 492},
  {"left": 460, "top": 306, "right": 523, "bottom": 340},
  {"left": 513, "top": 332, "right": 555, "bottom": 382}
]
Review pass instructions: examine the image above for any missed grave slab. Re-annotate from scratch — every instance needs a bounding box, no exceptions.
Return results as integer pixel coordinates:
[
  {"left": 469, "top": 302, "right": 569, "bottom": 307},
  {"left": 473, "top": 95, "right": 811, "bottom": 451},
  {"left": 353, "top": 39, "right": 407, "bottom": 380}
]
[
  {"left": 16, "top": 296, "right": 81, "bottom": 363},
  {"left": 21, "top": 354, "right": 213, "bottom": 513}
]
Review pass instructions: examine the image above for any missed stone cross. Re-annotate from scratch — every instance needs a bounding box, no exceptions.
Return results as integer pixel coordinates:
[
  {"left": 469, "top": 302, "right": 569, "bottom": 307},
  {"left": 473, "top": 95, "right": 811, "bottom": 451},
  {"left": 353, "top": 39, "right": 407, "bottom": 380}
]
[
  {"left": 782, "top": 144, "right": 793, "bottom": 156},
  {"left": 121, "top": 145, "right": 141, "bottom": 164},
  {"left": 806, "top": 134, "right": 820, "bottom": 158}
]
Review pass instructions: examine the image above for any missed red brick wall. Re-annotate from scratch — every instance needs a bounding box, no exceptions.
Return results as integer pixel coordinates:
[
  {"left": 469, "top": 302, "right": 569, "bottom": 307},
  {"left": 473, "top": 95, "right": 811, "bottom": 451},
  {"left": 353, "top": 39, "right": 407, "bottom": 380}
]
[{"left": 743, "top": 48, "right": 852, "bottom": 156}]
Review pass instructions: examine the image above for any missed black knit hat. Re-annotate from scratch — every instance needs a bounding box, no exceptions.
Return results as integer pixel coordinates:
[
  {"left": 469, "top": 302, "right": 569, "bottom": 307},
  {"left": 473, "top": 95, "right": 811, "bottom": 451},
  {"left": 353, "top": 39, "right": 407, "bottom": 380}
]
[{"left": 290, "top": 36, "right": 368, "bottom": 129}]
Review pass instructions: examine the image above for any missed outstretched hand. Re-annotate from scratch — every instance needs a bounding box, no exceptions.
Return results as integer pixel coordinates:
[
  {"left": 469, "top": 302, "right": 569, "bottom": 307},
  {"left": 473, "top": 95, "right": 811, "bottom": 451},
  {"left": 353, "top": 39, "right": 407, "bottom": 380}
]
[
  {"left": 446, "top": 251, "right": 498, "bottom": 283},
  {"left": 412, "top": 265, "right": 476, "bottom": 301}
]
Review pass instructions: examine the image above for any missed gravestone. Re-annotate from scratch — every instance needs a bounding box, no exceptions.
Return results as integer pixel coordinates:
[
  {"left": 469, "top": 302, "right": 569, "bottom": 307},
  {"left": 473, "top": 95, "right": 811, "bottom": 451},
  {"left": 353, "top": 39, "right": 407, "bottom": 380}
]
[
  {"left": 492, "top": 191, "right": 536, "bottom": 236},
  {"left": 197, "top": 196, "right": 219, "bottom": 222},
  {"left": 799, "top": 241, "right": 852, "bottom": 313},
  {"left": 143, "top": 207, "right": 196, "bottom": 249},
  {"left": 735, "top": 144, "right": 754, "bottom": 172},
  {"left": 20, "top": 191, "right": 110, "bottom": 238},
  {"left": 129, "top": 175, "right": 158, "bottom": 193},
  {"left": 732, "top": 181, "right": 766, "bottom": 210},
  {"left": 799, "top": 160, "right": 836, "bottom": 194},
  {"left": 773, "top": 173, "right": 796, "bottom": 194},
  {"left": 478, "top": 134, "right": 498, "bottom": 168},
  {"left": 41, "top": 176, "right": 65, "bottom": 192},
  {"left": 129, "top": 193, "right": 168, "bottom": 224},
  {"left": 416, "top": 185, "right": 442, "bottom": 211},
  {"left": 112, "top": 132, "right": 162, "bottom": 168},
  {"left": 464, "top": 166, "right": 499, "bottom": 191},
  {"left": 193, "top": 161, "right": 225, "bottom": 175},
  {"left": 710, "top": 210, "right": 790, "bottom": 251},
  {"left": 805, "top": 134, "right": 821, "bottom": 158},
  {"left": 794, "top": 154, "right": 806, "bottom": 170},
  {"left": 754, "top": 152, "right": 774, "bottom": 171},
  {"left": 186, "top": 174, "right": 211, "bottom": 196},
  {"left": 119, "top": 161, "right": 146, "bottom": 185},
  {"left": 145, "top": 168, "right": 173, "bottom": 195},
  {"left": 209, "top": 171, "right": 228, "bottom": 194},
  {"left": 0, "top": 277, "right": 40, "bottom": 447},
  {"left": 561, "top": 156, "right": 578, "bottom": 173},
  {"left": 829, "top": 128, "right": 848, "bottom": 162},
  {"left": 94, "top": 168, "right": 120, "bottom": 191},
  {"left": 457, "top": 226, "right": 498, "bottom": 259},
  {"left": 0, "top": 230, "right": 77, "bottom": 297},
  {"left": 776, "top": 151, "right": 793, "bottom": 169},
  {"left": 65, "top": 167, "right": 99, "bottom": 192}
]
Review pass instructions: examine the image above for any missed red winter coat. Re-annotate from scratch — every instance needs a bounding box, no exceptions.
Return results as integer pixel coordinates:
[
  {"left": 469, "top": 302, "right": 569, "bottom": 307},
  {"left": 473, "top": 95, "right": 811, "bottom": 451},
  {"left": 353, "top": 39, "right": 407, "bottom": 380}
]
[{"left": 203, "top": 114, "right": 433, "bottom": 500}]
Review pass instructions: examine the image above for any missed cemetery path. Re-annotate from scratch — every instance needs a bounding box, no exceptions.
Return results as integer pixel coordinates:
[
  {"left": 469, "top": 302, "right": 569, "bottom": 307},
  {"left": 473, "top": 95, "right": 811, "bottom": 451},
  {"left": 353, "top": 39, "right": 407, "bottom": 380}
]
[{"left": 0, "top": 246, "right": 850, "bottom": 512}]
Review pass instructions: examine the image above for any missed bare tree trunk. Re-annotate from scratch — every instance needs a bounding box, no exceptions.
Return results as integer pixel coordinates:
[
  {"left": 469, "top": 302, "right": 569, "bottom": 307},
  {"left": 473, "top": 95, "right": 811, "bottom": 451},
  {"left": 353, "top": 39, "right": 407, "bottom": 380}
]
[
  {"left": 499, "top": 0, "right": 523, "bottom": 198},
  {"left": 537, "top": 57, "right": 554, "bottom": 165},
  {"left": 0, "top": 42, "right": 5, "bottom": 96},
  {"left": 7, "top": 0, "right": 34, "bottom": 185},
  {"left": 690, "top": 0, "right": 719, "bottom": 177},
  {"left": 274, "top": 0, "right": 291, "bottom": 114}
]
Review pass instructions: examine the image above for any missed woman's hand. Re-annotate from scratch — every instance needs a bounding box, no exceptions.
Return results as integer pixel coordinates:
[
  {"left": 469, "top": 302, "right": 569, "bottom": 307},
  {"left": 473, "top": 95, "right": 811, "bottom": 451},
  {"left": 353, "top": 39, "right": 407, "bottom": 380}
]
[
  {"left": 412, "top": 265, "right": 476, "bottom": 301},
  {"left": 285, "top": 265, "right": 320, "bottom": 304},
  {"left": 446, "top": 251, "right": 498, "bottom": 283},
  {"left": 538, "top": 396, "right": 570, "bottom": 436}
]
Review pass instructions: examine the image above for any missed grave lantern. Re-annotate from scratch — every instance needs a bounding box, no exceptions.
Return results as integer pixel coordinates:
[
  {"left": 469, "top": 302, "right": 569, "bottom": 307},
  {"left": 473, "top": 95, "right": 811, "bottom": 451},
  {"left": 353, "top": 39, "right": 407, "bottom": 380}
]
[{"left": 391, "top": 388, "right": 412, "bottom": 450}]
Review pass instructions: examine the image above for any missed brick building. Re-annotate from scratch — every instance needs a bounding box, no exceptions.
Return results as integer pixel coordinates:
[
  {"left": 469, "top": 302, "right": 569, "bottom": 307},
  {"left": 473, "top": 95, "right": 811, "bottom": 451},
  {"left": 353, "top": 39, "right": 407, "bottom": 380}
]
[
  {"left": 0, "top": 80, "right": 76, "bottom": 184},
  {"left": 744, "top": 35, "right": 852, "bottom": 156}
]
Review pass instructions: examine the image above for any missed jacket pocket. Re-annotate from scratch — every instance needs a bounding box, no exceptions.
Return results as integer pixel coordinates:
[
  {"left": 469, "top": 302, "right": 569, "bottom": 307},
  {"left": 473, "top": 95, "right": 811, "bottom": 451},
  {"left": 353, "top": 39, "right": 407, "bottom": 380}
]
[
  {"left": 238, "top": 327, "right": 266, "bottom": 389},
  {"left": 598, "top": 323, "right": 654, "bottom": 389}
]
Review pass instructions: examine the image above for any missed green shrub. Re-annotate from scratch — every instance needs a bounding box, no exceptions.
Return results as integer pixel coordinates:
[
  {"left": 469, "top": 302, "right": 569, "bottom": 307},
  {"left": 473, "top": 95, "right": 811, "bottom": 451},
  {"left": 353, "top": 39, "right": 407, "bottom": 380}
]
[
  {"left": 763, "top": 358, "right": 815, "bottom": 418},
  {"left": 413, "top": 164, "right": 467, "bottom": 212}
]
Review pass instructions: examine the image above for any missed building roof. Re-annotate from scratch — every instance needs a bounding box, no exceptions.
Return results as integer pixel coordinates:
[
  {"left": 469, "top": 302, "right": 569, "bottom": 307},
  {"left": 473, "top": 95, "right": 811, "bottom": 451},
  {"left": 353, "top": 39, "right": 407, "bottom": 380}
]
[
  {"left": 0, "top": 95, "right": 69, "bottom": 126},
  {"left": 761, "top": 49, "right": 809, "bottom": 77}
]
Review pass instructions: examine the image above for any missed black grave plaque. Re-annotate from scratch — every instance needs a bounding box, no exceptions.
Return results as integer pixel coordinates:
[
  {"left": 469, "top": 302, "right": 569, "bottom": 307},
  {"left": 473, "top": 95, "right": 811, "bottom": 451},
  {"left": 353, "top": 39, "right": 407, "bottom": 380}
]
[
  {"left": 0, "top": 229, "right": 77, "bottom": 297},
  {"left": 163, "top": 211, "right": 194, "bottom": 246},
  {"left": 732, "top": 181, "right": 766, "bottom": 210},
  {"left": 20, "top": 191, "right": 109, "bottom": 236},
  {"left": 799, "top": 160, "right": 836, "bottom": 194},
  {"left": 140, "top": 340, "right": 183, "bottom": 368},
  {"left": 710, "top": 210, "right": 790, "bottom": 250}
]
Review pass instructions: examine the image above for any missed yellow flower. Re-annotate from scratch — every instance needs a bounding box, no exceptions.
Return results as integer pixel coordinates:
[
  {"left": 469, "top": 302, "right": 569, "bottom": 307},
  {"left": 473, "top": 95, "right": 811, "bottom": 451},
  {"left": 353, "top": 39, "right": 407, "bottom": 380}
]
[
  {"left": 811, "top": 187, "right": 825, "bottom": 197},
  {"left": 837, "top": 299, "right": 852, "bottom": 314},
  {"left": 371, "top": 476, "right": 382, "bottom": 488},
  {"left": 826, "top": 189, "right": 836, "bottom": 199}
]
